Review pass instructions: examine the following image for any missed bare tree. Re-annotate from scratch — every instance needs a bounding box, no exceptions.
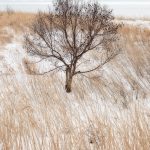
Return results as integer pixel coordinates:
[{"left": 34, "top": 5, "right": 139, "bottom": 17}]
[
  {"left": 25, "top": 0, "right": 121, "bottom": 93},
  {"left": 6, "top": 6, "right": 14, "bottom": 15}
]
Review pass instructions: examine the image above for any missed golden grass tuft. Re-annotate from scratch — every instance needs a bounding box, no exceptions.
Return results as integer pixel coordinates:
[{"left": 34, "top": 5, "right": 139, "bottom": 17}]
[
  {"left": 0, "top": 12, "right": 35, "bottom": 45},
  {"left": 0, "top": 12, "right": 35, "bottom": 32}
]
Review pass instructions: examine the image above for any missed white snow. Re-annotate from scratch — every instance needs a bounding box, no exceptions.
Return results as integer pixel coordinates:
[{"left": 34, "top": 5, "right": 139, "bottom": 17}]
[
  {"left": 0, "top": 23, "right": 150, "bottom": 149},
  {"left": 116, "top": 19, "right": 150, "bottom": 29}
]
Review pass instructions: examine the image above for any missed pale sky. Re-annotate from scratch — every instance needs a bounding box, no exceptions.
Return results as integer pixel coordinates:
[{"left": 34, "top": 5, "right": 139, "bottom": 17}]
[
  {"left": 0, "top": 0, "right": 150, "bottom": 17},
  {"left": 0, "top": 0, "right": 149, "bottom": 2}
]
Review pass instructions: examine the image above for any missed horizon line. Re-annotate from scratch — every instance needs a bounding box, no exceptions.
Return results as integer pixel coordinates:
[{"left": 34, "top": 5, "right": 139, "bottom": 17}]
[{"left": 0, "top": 2, "right": 150, "bottom": 5}]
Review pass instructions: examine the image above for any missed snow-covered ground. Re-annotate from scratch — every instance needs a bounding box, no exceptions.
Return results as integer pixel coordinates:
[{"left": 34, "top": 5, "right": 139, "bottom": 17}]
[
  {"left": 116, "top": 19, "right": 150, "bottom": 29},
  {"left": 0, "top": 21, "right": 150, "bottom": 149}
]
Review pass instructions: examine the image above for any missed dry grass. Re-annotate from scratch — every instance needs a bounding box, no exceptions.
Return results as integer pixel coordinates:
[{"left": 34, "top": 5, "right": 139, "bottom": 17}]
[
  {"left": 0, "top": 74, "right": 150, "bottom": 150},
  {"left": 116, "top": 16, "right": 150, "bottom": 21},
  {"left": 119, "top": 26, "right": 150, "bottom": 76},
  {"left": 0, "top": 12, "right": 35, "bottom": 32},
  {"left": 0, "top": 12, "right": 35, "bottom": 45},
  {"left": 0, "top": 13, "right": 150, "bottom": 149},
  {"left": 0, "top": 29, "right": 13, "bottom": 46}
]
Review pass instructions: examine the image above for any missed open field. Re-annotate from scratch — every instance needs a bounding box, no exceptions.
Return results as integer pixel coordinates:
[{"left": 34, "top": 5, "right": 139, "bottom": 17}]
[
  {"left": 0, "top": 12, "right": 150, "bottom": 149},
  {"left": 0, "top": 12, "right": 35, "bottom": 45}
]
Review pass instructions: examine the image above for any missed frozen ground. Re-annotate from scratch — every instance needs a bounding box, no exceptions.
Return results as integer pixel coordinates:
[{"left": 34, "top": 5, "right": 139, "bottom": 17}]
[
  {"left": 116, "top": 19, "right": 150, "bottom": 29},
  {"left": 0, "top": 20, "right": 150, "bottom": 149}
]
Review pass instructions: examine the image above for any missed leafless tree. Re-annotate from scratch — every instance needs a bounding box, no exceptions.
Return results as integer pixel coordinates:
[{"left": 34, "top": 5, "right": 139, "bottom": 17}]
[
  {"left": 6, "top": 6, "right": 14, "bottom": 15},
  {"left": 25, "top": 0, "right": 121, "bottom": 93}
]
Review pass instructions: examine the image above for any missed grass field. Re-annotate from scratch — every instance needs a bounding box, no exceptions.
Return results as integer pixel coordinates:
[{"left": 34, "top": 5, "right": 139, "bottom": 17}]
[{"left": 0, "top": 12, "right": 150, "bottom": 149}]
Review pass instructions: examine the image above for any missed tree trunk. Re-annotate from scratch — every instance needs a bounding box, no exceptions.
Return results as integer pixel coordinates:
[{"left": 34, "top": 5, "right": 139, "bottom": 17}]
[{"left": 65, "top": 68, "right": 73, "bottom": 93}]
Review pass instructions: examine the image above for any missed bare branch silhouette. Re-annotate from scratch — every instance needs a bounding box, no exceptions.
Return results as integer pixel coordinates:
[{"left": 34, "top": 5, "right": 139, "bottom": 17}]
[{"left": 25, "top": 0, "right": 121, "bottom": 93}]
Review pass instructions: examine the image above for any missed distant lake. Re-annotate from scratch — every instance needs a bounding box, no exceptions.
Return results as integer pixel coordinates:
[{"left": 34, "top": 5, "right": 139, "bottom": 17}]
[{"left": 0, "top": 4, "right": 150, "bottom": 17}]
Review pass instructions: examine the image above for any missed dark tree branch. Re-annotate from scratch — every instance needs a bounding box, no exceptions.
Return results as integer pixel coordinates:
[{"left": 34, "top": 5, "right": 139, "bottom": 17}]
[{"left": 25, "top": 0, "right": 121, "bottom": 92}]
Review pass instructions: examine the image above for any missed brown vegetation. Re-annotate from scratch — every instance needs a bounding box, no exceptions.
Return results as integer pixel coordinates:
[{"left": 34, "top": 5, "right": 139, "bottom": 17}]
[
  {"left": 0, "top": 11, "right": 35, "bottom": 45},
  {"left": 0, "top": 11, "right": 35, "bottom": 32},
  {"left": 0, "top": 5, "right": 150, "bottom": 150}
]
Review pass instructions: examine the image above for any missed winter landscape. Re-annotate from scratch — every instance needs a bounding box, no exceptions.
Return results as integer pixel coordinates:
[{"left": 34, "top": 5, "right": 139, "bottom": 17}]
[{"left": 0, "top": 0, "right": 150, "bottom": 149}]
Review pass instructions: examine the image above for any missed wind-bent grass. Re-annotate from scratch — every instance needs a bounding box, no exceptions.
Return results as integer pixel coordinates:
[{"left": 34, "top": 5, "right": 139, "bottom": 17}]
[
  {"left": 0, "top": 12, "right": 150, "bottom": 149},
  {"left": 0, "top": 12, "right": 35, "bottom": 31},
  {"left": 0, "top": 12, "right": 35, "bottom": 46},
  {"left": 0, "top": 74, "right": 150, "bottom": 149}
]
